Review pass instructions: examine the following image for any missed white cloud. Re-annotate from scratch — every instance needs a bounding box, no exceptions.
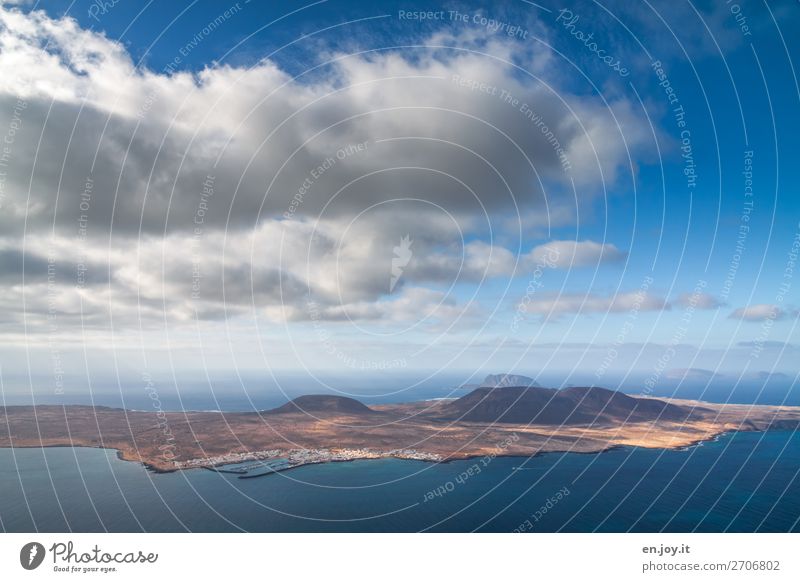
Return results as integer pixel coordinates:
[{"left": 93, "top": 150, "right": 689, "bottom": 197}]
[
  {"left": 673, "top": 291, "right": 723, "bottom": 310},
  {"left": 0, "top": 5, "right": 651, "bottom": 238},
  {"left": 728, "top": 304, "right": 791, "bottom": 322},
  {"left": 0, "top": 5, "right": 653, "bottom": 334},
  {"left": 519, "top": 291, "right": 668, "bottom": 318},
  {"left": 405, "top": 239, "right": 624, "bottom": 285},
  {"left": 526, "top": 240, "right": 624, "bottom": 268},
  {"left": 285, "top": 286, "right": 478, "bottom": 324}
]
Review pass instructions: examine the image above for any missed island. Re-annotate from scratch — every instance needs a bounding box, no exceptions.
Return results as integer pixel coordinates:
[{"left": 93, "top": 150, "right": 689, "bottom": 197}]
[{"left": 1, "top": 385, "right": 799, "bottom": 474}]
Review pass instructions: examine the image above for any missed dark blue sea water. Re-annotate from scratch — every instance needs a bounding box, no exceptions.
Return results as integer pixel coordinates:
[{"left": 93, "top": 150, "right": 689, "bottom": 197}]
[{"left": 1, "top": 431, "right": 798, "bottom": 532}]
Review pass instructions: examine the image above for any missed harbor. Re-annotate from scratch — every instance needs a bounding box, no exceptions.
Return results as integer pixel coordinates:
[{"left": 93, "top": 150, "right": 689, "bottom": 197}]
[{"left": 175, "top": 448, "right": 444, "bottom": 477}]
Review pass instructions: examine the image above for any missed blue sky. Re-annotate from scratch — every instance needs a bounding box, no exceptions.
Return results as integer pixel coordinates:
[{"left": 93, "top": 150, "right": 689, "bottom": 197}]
[{"left": 0, "top": 0, "right": 798, "bottom": 394}]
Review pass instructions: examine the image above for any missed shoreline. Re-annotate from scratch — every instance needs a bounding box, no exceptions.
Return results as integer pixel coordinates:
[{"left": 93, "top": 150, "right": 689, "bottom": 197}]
[
  {"left": 133, "top": 422, "right": 800, "bottom": 475},
  {"left": 2, "top": 425, "right": 783, "bottom": 477},
  {"left": 3, "top": 397, "right": 798, "bottom": 476}
]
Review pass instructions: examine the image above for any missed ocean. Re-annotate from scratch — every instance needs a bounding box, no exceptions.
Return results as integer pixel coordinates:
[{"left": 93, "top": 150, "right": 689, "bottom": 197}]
[
  {"left": 1, "top": 430, "right": 798, "bottom": 532},
  {"left": 3, "top": 371, "right": 798, "bottom": 411}
]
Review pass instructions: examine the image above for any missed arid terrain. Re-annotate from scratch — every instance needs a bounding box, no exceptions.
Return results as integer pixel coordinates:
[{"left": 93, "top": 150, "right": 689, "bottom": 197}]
[{"left": 1, "top": 386, "right": 799, "bottom": 472}]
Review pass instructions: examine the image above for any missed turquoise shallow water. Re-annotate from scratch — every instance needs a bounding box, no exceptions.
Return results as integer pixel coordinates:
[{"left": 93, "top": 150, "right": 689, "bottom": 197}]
[{"left": 1, "top": 431, "right": 798, "bottom": 532}]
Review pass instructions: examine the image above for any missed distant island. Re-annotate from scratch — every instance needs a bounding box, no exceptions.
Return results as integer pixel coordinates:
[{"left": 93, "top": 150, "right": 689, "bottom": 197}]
[
  {"left": 457, "top": 373, "right": 541, "bottom": 390},
  {"left": 2, "top": 383, "right": 799, "bottom": 474},
  {"left": 480, "top": 373, "right": 541, "bottom": 388}
]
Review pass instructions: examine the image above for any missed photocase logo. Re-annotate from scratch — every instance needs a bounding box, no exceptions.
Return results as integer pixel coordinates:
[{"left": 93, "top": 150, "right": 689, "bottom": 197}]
[
  {"left": 390, "top": 235, "right": 413, "bottom": 292},
  {"left": 20, "top": 542, "right": 46, "bottom": 570}
]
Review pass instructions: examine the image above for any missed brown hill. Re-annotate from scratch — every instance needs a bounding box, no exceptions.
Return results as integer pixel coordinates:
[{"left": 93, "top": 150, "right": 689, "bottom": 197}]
[
  {"left": 266, "top": 395, "right": 377, "bottom": 415},
  {"left": 438, "top": 385, "right": 696, "bottom": 425}
]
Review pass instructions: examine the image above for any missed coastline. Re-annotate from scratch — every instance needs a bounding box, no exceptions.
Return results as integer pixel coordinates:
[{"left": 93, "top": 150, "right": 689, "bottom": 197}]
[
  {"left": 2, "top": 397, "right": 799, "bottom": 476},
  {"left": 2, "top": 424, "right": 786, "bottom": 477}
]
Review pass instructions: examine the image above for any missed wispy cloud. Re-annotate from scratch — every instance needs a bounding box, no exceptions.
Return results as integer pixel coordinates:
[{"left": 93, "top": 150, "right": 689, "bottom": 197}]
[{"left": 728, "top": 304, "right": 794, "bottom": 322}]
